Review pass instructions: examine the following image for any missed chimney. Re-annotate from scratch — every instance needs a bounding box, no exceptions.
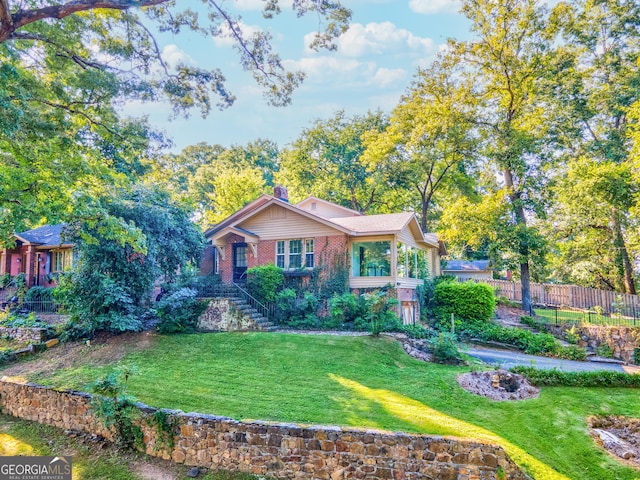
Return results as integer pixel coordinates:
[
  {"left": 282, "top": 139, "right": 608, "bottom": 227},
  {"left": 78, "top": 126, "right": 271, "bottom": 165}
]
[{"left": 274, "top": 185, "right": 289, "bottom": 203}]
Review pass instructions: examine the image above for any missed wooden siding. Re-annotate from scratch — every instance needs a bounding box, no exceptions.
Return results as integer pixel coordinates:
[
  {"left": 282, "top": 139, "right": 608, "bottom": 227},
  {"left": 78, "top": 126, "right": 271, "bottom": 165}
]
[
  {"left": 349, "top": 276, "right": 395, "bottom": 289},
  {"left": 397, "top": 226, "right": 420, "bottom": 249},
  {"left": 239, "top": 205, "right": 343, "bottom": 240},
  {"left": 479, "top": 279, "right": 640, "bottom": 313},
  {"left": 296, "top": 198, "right": 360, "bottom": 218}
]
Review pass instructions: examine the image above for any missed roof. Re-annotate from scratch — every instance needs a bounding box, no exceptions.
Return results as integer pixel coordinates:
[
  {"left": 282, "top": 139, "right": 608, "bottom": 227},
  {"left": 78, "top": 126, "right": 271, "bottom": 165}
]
[
  {"left": 14, "top": 224, "right": 70, "bottom": 247},
  {"left": 443, "top": 260, "right": 492, "bottom": 272},
  {"left": 328, "top": 212, "right": 414, "bottom": 234}
]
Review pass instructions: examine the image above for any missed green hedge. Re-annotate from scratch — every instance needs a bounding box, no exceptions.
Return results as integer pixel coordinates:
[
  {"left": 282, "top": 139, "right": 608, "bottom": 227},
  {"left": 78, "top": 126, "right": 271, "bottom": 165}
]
[
  {"left": 433, "top": 281, "right": 495, "bottom": 330},
  {"left": 463, "top": 323, "right": 587, "bottom": 360},
  {"left": 247, "top": 263, "right": 284, "bottom": 304},
  {"left": 512, "top": 366, "right": 640, "bottom": 388}
]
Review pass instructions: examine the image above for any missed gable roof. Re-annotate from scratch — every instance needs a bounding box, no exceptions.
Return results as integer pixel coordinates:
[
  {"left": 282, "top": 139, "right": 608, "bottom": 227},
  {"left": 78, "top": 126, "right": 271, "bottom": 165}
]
[
  {"left": 296, "top": 196, "right": 363, "bottom": 218},
  {"left": 205, "top": 194, "right": 440, "bottom": 248},
  {"left": 14, "top": 224, "right": 70, "bottom": 247},
  {"left": 444, "top": 260, "right": 492, "bottom": 272}
]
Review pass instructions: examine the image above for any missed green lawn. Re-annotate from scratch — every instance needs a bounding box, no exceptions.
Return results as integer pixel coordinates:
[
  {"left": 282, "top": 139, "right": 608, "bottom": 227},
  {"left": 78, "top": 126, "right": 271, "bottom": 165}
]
[
  {"left": 534, "top": 308, "right": 638, "bottom": 327},
  {"left": 12, "top": 332, "right": 640, "bottom": 480}
]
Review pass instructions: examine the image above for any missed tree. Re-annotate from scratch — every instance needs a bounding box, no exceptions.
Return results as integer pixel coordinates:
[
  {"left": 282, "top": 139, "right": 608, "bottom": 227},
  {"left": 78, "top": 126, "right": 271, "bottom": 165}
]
[
  {"left": 362, "top": 57, "right": 479, "bottom": 231},
  {"left": 545, "top": 0, "right": 640, "bottom": 294},
  {"left": 0, "top": 0, "right": 350, "bottom": 241},
  {"left": 451, "top": 0, "right": 554, "bottom": 312},
  {"left": 278, "top": 110, "right": 390, "bottom": 213},
  {"left": 57, "top": 185, "right": 204, "bottom": 337}
]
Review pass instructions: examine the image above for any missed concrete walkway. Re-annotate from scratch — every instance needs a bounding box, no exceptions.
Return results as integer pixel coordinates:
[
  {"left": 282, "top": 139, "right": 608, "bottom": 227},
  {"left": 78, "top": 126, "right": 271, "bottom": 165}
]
[{"left": 464, "top": 345, "right": 640, "bottom": 373}]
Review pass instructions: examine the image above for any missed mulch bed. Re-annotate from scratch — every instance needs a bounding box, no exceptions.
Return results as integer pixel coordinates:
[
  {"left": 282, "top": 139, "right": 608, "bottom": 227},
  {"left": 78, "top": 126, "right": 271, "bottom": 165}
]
[
  {"left": 589, "top": 416, "right": 640, "bottom": 468},
  {"left": 457, "top": 370, "right": 540, "bottom": 401}
]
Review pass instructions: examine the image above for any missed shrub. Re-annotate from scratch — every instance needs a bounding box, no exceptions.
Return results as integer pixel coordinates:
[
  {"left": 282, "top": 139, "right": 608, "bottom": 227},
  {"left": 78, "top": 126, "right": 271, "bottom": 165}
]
[
  {"left": 429, "top": 332, "right": 463, "bottom": 364},
  {"left": 274, "top": 289, "right": 319, "bottom": 328},
  {"left": 462, "top": 323, "right": 587, "bottom": 360},
  {"left": 433, "top": 281, "right": 495, "bottom": 331},
  {"left": 564, "top": 325, "right": 581, "bottom": 345},
  {"left": 420, "top": 275, "right": 456, "bottom": 319},
  {"left": 495, "top": 295, "right": 520, "bottom": 308},
  {"left": 24, "top": 286, "right": 55, "bottom": 302},
  {"left": 358, "top": 290, "right": 400, "bottom": 336},
  {"left": 156, "top": 288, "right": 207, "bottom": 334},
  {"left": 596, "top": 344, "right": 614, "bottom": 358},
  {"left": 247, "top": 263, "right": 284, "bottom": 304},
  {"left": 399, "top": 323, "right": 435, "bottom": 340},
  {"left": 328, "top": 292, "right": 366, "bottom": 327},
  {"left": 520, "top": 316, "right": 548, "bottom": 332},
  {"left": 511, "top": 366, "right": 640, "bottom": 388}
]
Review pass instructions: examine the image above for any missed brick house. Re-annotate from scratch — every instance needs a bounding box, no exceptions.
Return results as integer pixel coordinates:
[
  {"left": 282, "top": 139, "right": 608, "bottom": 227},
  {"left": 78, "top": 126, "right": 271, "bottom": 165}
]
[
  {"left": 0, "top": 224, "right": 73, "bottom": 287},
  {"left": 202, "top": 187, "right": 443, "bottom": 324}
]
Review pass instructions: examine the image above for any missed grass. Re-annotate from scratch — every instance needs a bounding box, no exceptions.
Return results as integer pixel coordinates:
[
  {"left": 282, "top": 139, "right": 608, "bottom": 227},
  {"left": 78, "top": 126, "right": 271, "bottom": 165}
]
[
  {"left": 8, "top": 332, "right": 640, "bottom": 480},
  {"left": 0, "top": 414, "right": 260, "bottom": 480},
  {"left": 534, "top": 308, "right": 638, "bottom": 327}
]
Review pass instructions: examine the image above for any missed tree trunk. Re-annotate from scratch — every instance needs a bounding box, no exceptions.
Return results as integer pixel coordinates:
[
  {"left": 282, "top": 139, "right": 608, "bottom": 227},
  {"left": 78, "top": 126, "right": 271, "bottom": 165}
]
[
  {"left": 503, "top": 167, "right": 534, "bottom": 313},
  {"left": 611, "top": 209, "right": 636, "bottom": 295}
]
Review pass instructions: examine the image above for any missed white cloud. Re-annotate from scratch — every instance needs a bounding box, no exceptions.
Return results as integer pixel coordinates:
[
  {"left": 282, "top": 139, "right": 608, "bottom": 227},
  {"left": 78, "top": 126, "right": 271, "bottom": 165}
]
[
  {"left": 372, "top": 68, "right": 407, "bottom": 87},
  {"left": 408, "top": 0, "right": 460, "bottom": 14},
  {"left": 314, "top": 22, "right": 434, "bottom": 58},
  {"left": 212, "top": 21, "right": 263, "bottom": 48},
  {"left": 161, "top": 44, "right": 195, "bottom": 68}
]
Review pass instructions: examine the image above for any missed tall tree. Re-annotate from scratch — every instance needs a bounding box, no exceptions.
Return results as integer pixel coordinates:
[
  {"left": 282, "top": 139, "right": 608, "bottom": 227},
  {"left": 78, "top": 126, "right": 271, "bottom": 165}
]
[
  {"left": 362, "top": 57, "right": 479, "bottom": 231},
  {"left": 547, "top": 0, "right": 640, "bottom": 294},
  {"left": 278, "top": 110, "right": 390, "bottom": 213},
  {"left": 451, "top": 0, "right": 553, "bottom": 313},
  {"left": 0, "top": 1, "right": 350, "bottom": 241}
]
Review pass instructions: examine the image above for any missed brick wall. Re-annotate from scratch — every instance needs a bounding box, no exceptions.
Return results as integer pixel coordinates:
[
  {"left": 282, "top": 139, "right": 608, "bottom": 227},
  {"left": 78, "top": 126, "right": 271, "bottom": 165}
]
[{"left": 0, "top": 380, "right": 529, "bottom": 480}]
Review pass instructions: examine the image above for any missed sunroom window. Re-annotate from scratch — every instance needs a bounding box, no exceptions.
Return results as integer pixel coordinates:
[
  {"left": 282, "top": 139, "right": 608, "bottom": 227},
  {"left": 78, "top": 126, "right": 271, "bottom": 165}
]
[{"left": 352, "top": 241, "right": 391, "bottom": 277}]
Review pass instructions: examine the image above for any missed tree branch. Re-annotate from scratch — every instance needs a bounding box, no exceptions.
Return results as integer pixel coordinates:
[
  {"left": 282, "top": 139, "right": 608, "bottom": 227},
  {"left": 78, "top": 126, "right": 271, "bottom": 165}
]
[{"left": 2, "top": 0, "right": 168, "bottom": 42}]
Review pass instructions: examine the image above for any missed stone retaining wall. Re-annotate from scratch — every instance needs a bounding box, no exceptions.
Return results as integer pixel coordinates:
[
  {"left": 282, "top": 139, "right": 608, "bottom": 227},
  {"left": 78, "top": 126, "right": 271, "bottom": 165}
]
[
  {"left": 197, "top": 299, "right": 262, "bottom": 331},
  {"left": 547, "top": 325, "right": 640, "bottom": 364},
  {"left": 0, "top": 326, "right": 47, "bottom": 343},
  {"left": 0, "top": 379, "right": 529, "bottom": 480}
]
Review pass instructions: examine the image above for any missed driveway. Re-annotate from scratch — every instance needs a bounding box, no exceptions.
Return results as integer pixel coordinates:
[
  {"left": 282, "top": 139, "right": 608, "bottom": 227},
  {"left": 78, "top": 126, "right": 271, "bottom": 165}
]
[{"left": 463, "top": 345, "right": 639, "bottom": 373}]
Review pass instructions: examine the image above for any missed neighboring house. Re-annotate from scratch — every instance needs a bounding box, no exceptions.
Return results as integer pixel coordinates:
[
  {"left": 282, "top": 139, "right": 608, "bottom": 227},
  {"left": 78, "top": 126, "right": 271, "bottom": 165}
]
[
  {"left": 202, "top": 186, "right": 443, "bottom": 324},
  {"left": 442, "top": 259, "right": 493, "bottom": 281},
  {"left": 0, "top": 224, "right": 74, "bottom": 287}
]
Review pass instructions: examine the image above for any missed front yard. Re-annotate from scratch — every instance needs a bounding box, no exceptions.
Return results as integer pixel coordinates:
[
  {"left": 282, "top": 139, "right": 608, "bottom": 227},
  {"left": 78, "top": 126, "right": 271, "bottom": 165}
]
[{"left": 2, "top": 332, "right": 640, "bottom": 480}]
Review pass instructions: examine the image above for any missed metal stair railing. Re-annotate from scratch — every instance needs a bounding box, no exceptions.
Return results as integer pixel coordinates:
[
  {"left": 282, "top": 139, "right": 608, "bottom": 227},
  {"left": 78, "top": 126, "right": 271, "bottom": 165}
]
[{"left": 232, "top": 282, "right": 275, "bottom": 322}]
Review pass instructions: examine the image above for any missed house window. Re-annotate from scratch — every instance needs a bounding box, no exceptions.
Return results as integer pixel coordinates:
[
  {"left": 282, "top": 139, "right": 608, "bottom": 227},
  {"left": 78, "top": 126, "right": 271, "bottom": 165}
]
[
  {"left": 397, "top": 243, "right": 428, "bottom": 279},
  {"left": 51, "top": 250, "right": 72, "bottom": 273},
  {"left": 276, "top": 241, "right": 285, "bottom": 268},
  {"left": 352, "top": 241, "right": 391, "bottom": 277},
  {"left": 289, "top": 239, "right": 302, "bottom": 268},
  {"left": 213, "top": 247, "right": 219, "bottom": 274},
  {"left": 305, "top": 239, "right": 314, "bottom": 268}
]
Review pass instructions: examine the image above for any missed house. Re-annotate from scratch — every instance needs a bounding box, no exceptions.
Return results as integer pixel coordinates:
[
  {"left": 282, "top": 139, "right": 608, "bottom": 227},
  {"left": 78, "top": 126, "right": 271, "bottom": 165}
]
[
  {"left": 442, "top": 259, "right": 493, "bottom": 281},
  {"left": 0, "top": 224, "right": 74, "bottom": 287},
  {"left": 202, "top": 187, "right": 442, "bottom": 324}
]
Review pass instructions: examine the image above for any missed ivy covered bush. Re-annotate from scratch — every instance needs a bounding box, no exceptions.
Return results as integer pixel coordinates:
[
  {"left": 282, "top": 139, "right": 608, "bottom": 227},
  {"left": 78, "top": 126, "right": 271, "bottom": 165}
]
[
  {"left": 274, "top": 289, "right": 319, "bottom": 328},
  {"left": 156, "top": 288, "right": 208, "bottom": 334},
  {"left": 433, "top": 281, "right": 495, "bottom": 331}
]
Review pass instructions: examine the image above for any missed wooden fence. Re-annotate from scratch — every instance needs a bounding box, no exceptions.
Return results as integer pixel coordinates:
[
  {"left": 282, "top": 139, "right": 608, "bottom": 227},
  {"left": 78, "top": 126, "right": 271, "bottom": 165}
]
[{"left": 479, "top": 279, "right": 640, "bottom": 313}]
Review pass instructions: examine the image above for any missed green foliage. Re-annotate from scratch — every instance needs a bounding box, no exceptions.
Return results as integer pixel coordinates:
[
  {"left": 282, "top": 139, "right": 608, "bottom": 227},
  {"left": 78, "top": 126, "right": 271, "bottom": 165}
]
[
  {"left": 432, "top": 281, "right": 495, "bottom": 330},
  {"left": 358, "top": 290, "right": 400, "bottom": 336},
  {"left": 519, "top": 316, "right": 548, "bottom": 332},
  {"left": 398, "top": 323, "right": 436, "bottom": 340},
  {"left": 247, "top": 263, "right": 284, "bottom": 304},
  {"left": 24, "top": 287, "right": 55, "bottom": 302},
  {"left": 511, "top": 367, "right": 640, "bottom": 388},
  {"left": 156, "top": 288, "right": 207, "bottom": 334},
  {"left": 0, "top": 312, "right": 50, "bottom": 330},
  {"left": 90, "top": 371, "right": 143, "bottom": 450},
  {"left": 429, "top": 333, "right": 463, "bottom": 365},
  {"left": 0, "top": 274, "right": 12, "bottom": 288},
  {"left": 328, "top": 292, "right": 366, "bottom": 327},
  {"left": 463, "top": 323, "right": 587, "bottom": 360},
  {"left": 564, "top": 325, "right": 581, "bottom": 345},
  {"left": 56, "top": 186, "right": 204, "bottom": 338},
  {"left": 148, "top": 410, "right": 178, "bottom": 451},
  {"left": 596, "top": 344, "right": 614, "bottom": 359},
  {"left": 274, "top": 289, "right": 319, "bottom": 328},
  {"left": 496, "top": 295, "right": 520, "bottom": 308}
]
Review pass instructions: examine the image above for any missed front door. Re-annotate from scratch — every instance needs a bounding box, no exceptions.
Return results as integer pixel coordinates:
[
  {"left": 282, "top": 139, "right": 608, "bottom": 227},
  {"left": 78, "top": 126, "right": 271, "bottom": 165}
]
[{"left": 232, "top": 243, "right": 248, "bottom": 283}]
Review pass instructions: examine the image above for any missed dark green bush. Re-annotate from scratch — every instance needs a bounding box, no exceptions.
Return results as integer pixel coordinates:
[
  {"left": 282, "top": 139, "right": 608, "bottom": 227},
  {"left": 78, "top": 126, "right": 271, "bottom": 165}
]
[
  {"left": 274, "top": 289, "right": 318, "bottom": 328},
  {"left": 247, "top": 263, "right": 284, "bottom": 304},
  {"left": 156, "top": 288, "right": 208, "bottom": 334},
  {"left": 24, "top": 286, "right": 55, "bottom": 301},
  {"left": 357, "top": 290, "right": 400, "bottom": 336},
  {"left": 511, "top": 366, "right": 640, "bottom": 388},
  {"left": 433, "top": 281, "right": 495, "bottom": 331},
  {"left": 398, "top": 323, "right": 435, "bottom": 340},
  {"left": 463, "top": 323, "right": 587, "bottom": 361},
  {"left": 429, "top": 332, "right": 463, "bottom": 364},
  {"left": 328, "top": 292, "right": 366, "bottom": 327}
]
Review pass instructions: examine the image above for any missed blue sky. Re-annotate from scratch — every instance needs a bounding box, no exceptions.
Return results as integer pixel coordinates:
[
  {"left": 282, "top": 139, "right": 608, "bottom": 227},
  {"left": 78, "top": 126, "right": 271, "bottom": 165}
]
[{"left": 122, "top": 0, "right": 472, "bottom": 152}]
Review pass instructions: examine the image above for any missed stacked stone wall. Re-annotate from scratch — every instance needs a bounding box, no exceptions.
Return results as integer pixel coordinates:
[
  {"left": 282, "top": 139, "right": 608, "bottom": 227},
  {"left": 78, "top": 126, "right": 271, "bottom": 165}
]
[
  {"left": 0, "top": 326, "right": 47, "bottom": 343},
  {"left": 197, "top": 299, "right": 264, "bottom": 332},
  {"left": 0, "top": 379, "right": 529, "bottom": 480},
  {"left": 547, "top": 325, "right": 640, "bottom": 363}
]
